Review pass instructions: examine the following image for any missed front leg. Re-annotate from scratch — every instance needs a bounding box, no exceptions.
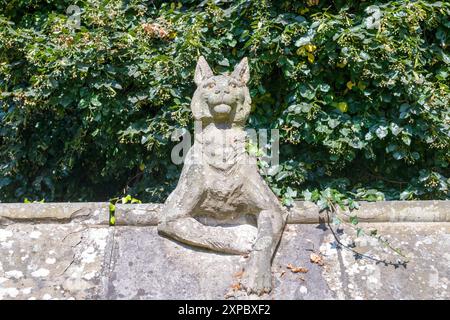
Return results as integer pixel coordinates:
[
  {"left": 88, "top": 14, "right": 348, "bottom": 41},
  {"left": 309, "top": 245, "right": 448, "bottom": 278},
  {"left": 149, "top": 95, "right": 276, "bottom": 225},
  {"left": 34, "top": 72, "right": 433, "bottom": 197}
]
[
  {"left": 159, "top": 217, "right": 256, "bottom": 255},
  {"left": 241, "top": 209, "right": 286, "bottom": 295}
]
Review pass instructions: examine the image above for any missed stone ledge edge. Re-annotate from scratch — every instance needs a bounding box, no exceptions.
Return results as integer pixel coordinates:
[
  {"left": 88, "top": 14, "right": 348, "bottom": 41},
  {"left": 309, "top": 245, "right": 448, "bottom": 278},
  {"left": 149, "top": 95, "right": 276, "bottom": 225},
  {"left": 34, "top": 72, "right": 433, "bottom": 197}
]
[{"left": 0, "top": 200, "right": 448, "bottom": 226}]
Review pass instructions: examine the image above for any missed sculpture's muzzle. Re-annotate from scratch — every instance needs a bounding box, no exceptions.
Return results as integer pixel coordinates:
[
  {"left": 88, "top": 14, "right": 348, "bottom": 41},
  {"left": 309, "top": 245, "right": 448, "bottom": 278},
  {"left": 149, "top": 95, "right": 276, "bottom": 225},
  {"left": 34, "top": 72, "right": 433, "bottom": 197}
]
[{"left": 213, "top": 103, "right": 232, "bottom": 114}]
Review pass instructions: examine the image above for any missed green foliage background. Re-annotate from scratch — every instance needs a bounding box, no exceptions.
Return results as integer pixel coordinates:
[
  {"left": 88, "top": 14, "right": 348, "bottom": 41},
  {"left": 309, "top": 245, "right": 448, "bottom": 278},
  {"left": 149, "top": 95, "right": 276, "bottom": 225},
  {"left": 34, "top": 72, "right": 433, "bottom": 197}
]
[{"left": 0, "top": 0, "right": 449, "bottom": 203}]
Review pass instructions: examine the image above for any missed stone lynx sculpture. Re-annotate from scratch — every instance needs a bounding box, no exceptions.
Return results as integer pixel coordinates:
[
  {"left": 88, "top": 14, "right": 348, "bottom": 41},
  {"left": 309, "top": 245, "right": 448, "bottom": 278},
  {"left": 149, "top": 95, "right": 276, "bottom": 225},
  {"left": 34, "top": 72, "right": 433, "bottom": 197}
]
[{"left": 158, "top": 56, "right": 288, "bottom": 295}]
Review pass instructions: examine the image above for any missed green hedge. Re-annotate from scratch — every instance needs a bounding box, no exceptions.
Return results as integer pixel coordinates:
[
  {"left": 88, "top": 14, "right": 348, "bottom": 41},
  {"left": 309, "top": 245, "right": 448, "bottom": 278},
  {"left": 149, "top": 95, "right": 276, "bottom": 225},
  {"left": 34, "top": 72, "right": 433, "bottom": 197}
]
[{"left": 0, "top": 0, "right": 449, "bottom": 203}]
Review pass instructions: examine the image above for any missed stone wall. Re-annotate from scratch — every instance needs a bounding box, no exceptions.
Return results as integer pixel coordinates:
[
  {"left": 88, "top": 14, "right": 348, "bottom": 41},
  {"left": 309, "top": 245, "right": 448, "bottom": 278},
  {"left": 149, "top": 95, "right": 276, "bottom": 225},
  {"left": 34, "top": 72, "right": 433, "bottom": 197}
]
[{"left": 0, "top": 201, "right": 449, "bottom": 299}]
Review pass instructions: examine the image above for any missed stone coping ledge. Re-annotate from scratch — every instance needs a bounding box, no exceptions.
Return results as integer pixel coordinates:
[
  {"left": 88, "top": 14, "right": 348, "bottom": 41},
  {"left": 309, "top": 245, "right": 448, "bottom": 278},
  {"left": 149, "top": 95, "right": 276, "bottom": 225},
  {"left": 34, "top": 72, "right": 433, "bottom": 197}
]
[{"left": 0, "top": 200, "right": 448, "bottom": 226}]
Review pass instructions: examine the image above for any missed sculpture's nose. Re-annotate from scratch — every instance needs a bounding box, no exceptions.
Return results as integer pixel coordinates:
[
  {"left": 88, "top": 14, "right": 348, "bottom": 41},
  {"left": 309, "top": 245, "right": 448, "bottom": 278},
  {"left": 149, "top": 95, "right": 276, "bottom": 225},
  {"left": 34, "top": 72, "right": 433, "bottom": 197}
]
[{"left": 215, "top": 86, "right": 230, "bottom": 95}]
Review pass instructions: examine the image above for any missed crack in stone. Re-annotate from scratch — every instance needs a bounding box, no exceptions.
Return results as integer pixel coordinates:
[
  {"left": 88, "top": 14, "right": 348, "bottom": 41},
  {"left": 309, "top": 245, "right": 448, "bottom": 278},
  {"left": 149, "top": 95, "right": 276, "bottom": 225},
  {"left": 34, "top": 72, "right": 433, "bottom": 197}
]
[
  {"left": 59, "top": 229, "right": 85, "bottom": 276},
  {"left": 62, "top": 227, "right": 89, "bottom": 242},
  {"left": 100, "top": 228, "right": 117, "bottom": 299},
  {"left": 336, "top": 247, "right": 351, "bottom": 299}
]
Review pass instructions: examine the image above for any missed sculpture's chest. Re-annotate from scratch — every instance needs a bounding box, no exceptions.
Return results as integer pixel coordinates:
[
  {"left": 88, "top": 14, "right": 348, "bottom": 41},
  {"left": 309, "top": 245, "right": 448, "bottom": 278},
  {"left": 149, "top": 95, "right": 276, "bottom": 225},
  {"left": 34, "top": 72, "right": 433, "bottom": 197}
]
[
  {"left": 196, "top": 128, "right": 247, "bottom": 171},
  {"left": 202, "top": 149, "right": 246, "bottom": 207},
  {"left": 192, "top": 128, "right": 252, "bottom": 216},
  {"left": 199, "top": 173, "right": 247, "bottom": 218}
]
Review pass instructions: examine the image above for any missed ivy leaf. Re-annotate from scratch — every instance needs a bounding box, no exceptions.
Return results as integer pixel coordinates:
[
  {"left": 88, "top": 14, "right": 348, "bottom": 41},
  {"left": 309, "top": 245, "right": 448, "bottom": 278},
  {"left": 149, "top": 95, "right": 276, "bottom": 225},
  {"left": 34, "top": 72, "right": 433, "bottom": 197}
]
[
  {"left": 299, "top": 84, "right": 315, "bottom": 100},
  {"left": 90, "top": 96, "right": 102, "bottom": 107},
  {"left": 337, "top": 102, "right": 348, "bottom": 113},
  {"left": 349, "top": 215, "right": 359, "bottom": 225},
  {"left": 0, "top": 178, "right": 11, "bottom": 188},
  {"left": 218, "top": 58, "right": 230, "bottom": 66},
  {"left": 360, "top": 51, "right": 370, "bottom": 61},
  {"left": 386, "top": 143, "right": 397, "bottom": 153},
  {"left": 356, "top": 228, "right": 364, "bottom": 237},
  {"left": 303, "top": 189, "right": 312, "bottom": 201},
  {"left": 267, "top": 165, "right": 280, "bottom": 176},
  {"left": 365, "top": 132, "right": 374, "bottom": 141},
  {"left": 318, "top": 83, "right": 330, "bottom": 92},
  {"left": 282, "top": 197, "right": 294, "bottom": 207},
  {"left": 295, "top": 34, "right": 313, "bottom": 47},
  {"left": 285, "top": 187, "right": 297, "bottom": 198},
  {"left": 375, "top": 126, "right": 388, "bottom": 139},
  {"left": 328, "top": 118, "right": 340, "bottom": 129},
  {"left": 316, "top": 198, "right": 328, "bottom": 210},
  {"left": 122, "top": 194, "right": 132, "bottom": 204},
  {"left": 60, "top": 95, "right": 73, "bottom": 108},
  {"left": 401, "top": 135, "right": 411, "bottom": 146},
  {"left": 348, "top": 199, "right": 360, "bottom": 210},
  {"left": 276, "top": 170, "right": 289, "bottom": 181},
  {"left": 393, "top": 151, "right": 405, "bottom": 160},
  {"left": 411, "top": 152, "right": 420, "bottom": 160},
  {"left": 349, "top": 139, "right": 365, "bottom": 149},
  {"left": 299, "top": 102, "right": 313, "bottom": 113},
  {"left": 390, "top": 123, "right": 402, "bottom": 136},
  {"left": 332, "top": 216, "right": 341, "bottom": 226},
  {"left": 111, "top": 81, "right": 123, "bottom": 90}
]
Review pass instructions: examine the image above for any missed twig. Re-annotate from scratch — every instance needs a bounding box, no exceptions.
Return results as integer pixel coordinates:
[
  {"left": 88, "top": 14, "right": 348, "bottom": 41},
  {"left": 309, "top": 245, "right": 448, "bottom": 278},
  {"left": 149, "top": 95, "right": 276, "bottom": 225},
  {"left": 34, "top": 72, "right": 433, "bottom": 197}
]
[
  {"left": 325, "top": 203, "right": 409, "bottom": 267},
  {"left": 364, "top": 166, "right": 407, "bottom": 185},
  {"left": 329, "top": 201, "right": 408, "bottom": 259}
]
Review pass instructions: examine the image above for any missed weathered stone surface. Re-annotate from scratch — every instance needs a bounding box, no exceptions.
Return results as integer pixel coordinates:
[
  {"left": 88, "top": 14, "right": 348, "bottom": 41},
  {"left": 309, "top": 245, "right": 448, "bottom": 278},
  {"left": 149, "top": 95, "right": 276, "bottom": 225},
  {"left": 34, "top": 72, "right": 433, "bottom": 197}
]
[
  {"left": 106, "top": 227, "right": 242, "bottom": 299},
  {"left": 104, "top": 225, "right": 336, "bottom": 300},
  {"left": 0, "top": 223, "right": 111, "bottom": 300},
  {"left": 0, "top": 202, "right": 108, "bottom": 226},
  {"left": 113, "top": 203, "right": 162, "bottom": 226},
  {"left": 319, "top": 222, "right": 450, "bottom": 299},
  {"left": 2, "top": 218, "right": 448, "bottom": 299},
  {"left": 1, "top": 201, "right": 448, "bottom": 226},
  {"left": 104, "top": 223, "right": 450, "bottom": 300}
]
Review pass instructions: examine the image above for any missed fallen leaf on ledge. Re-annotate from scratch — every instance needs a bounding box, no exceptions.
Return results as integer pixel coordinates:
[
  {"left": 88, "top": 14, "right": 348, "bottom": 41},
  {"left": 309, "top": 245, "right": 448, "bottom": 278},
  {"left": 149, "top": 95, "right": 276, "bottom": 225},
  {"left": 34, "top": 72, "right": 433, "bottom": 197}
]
[
  {"left": 310, "top": 253, "right": 324, "bottom": 266},
  {"left": 287, "top": 263, "right": 309, "bottom": 273},
  {"left": 230, "top": 283, "right": 241, "bottom": 291}
]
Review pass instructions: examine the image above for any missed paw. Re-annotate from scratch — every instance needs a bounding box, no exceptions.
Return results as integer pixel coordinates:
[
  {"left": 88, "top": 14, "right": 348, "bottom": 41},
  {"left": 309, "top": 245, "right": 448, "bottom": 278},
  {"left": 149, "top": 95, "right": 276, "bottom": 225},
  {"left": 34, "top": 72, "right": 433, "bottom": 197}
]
[
  {"left": 241, "top": 259, "right": 273, "bottom": 295},
  {"left": 228, "top": 225, "right": 257, "bottom": 254},
  {"left": 236, "top": 232, "right": 256, "bottom": 254}
]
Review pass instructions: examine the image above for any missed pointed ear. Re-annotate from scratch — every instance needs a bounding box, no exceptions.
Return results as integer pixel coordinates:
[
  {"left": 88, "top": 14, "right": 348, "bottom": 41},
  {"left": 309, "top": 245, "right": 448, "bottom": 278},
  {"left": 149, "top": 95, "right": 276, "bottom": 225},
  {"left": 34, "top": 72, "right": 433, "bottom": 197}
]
[
  {"left": 231, "top": 57, "right": 250, "bottom": 84},
  {"left": 194, "top": 56, "right": 213, "bottom": 86}
]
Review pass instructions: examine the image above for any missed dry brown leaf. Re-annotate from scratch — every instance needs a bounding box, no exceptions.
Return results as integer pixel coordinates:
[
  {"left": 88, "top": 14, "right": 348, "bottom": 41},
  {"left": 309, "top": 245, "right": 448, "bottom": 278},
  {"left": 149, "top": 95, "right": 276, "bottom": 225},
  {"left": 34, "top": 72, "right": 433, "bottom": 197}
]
[
  {"left": 280, "top": 270, "right": 286, "bottom": 277},
  {"left": 293, "top": 267, "right": 309, "bottom": 273},
  {"left": 230, "top": 283, "right": 241, "bottom": 291},
  {"left": 298, "top": 276, "right": 305, "bottom": 281},
  {"left": 234, "top": 270, "right": 244, "bottom": 278},
  {"left": 287, "top": 263, "right": 309, "bottom": 273},
  {"left": 310, "top": 252, "right": 324, "bottom": 266}
]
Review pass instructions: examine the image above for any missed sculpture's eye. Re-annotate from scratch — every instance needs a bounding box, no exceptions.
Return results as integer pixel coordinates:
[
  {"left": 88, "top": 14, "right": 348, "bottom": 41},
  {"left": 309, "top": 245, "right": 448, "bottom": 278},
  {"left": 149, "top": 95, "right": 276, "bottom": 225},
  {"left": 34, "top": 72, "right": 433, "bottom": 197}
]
[
  {"left": 230, "top": 82, "right": 237, "bottom": 88},
  {"left": 207, "top": 82, "right": 215, "bottom": 89}
]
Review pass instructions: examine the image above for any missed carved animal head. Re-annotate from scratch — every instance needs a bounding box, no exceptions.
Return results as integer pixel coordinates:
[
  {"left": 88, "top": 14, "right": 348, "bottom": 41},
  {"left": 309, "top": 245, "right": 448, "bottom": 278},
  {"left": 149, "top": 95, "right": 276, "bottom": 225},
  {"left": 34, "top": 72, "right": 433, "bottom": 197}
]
[{"left": 191, "top": 56, "right": 251, "bottom": 126}]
